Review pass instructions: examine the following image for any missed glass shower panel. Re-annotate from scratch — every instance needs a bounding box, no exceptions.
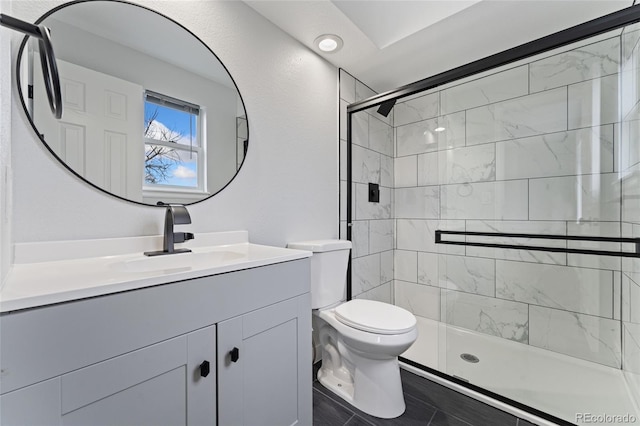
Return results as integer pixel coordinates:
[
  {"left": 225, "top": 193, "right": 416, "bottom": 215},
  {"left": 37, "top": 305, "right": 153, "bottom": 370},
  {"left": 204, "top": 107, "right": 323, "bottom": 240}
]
[
  {"left": 387, "top": 26, "right": 640, "bottom": 424},
  {"left": 621, "top": 21, "right": 640, "bottom": 416},
  {"left": 392, "top": 89, "right": 463, "bottom": 374},
  {"left": 437, "top": 29, "right": 629, "bottom": 424}
]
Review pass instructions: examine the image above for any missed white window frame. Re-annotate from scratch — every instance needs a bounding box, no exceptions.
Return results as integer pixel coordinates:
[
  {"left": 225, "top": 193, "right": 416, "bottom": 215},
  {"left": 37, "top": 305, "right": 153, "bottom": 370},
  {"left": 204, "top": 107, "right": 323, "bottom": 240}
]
[{"left": 142, "top": 91, "right": 208, "bottom": 198}]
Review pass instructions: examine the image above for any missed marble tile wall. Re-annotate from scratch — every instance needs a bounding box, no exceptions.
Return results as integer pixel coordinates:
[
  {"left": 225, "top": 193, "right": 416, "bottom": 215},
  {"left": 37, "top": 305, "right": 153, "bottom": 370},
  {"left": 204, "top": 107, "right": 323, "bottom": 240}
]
[
  {"left": 621, "top": 24, "right": 640, "bottom": 407},
  {"left": 340, "top": 34, "right": 633, "bottom": 372},
  {"left": 392, "top": 35, "right": 626, "bottom": 369},
  {"left": 339, "top": 69, "right": 394, "bottom": 304}
]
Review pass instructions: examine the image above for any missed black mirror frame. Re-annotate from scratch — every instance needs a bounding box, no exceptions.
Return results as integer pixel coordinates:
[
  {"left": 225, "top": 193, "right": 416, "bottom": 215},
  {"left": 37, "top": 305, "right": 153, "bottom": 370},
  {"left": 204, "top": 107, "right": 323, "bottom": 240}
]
[{"left": 15, "top": 0, "right": 249, "bottom": 207}]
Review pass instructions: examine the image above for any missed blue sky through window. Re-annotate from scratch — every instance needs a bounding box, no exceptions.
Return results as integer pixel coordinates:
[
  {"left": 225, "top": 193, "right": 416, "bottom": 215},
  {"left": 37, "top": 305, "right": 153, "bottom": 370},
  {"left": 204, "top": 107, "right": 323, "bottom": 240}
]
[{"left": 145, "top": 100, "right": 199, "bottom": 188}]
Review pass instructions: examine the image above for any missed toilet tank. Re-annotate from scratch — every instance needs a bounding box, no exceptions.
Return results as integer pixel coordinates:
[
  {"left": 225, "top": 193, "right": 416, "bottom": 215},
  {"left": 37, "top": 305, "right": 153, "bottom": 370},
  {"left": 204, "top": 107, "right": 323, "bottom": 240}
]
[{"left": 287, "top": 240, "right": 352, "bottom": 309}]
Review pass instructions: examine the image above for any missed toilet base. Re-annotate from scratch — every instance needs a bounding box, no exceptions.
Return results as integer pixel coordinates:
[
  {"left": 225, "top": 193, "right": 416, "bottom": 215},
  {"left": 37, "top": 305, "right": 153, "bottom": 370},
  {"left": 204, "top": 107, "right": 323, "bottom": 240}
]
[
  {"left": 317, "top": 355, "right": 406, "bottom": 419},
  {"left": 317, "top": 367, "right": 355, "bottom": 403}
]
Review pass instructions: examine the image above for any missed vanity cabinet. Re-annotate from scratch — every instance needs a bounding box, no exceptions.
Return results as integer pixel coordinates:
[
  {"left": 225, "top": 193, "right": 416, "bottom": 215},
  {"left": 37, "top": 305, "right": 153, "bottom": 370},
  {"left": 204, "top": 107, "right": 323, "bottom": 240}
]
[{"left": 0, "top": 259, "right": 311, "bottom": 426}]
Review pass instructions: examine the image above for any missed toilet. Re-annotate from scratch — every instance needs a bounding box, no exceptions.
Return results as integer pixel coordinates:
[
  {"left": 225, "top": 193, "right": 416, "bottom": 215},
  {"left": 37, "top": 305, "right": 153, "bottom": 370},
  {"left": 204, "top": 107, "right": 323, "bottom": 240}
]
[{"left": 287, "top": 240, "right": 418, "bottom": 419}]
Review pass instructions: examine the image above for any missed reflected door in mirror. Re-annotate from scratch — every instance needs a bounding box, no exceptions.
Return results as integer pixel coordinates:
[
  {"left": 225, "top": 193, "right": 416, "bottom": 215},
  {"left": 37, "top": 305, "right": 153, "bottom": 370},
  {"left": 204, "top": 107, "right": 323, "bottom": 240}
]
[{"left": 33, "top": 57, "right": 144, "bottom": 200}]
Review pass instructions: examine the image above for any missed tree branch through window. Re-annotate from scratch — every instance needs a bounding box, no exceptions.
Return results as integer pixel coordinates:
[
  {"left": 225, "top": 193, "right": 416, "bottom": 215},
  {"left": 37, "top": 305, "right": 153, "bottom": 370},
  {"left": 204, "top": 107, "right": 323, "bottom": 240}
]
[{"left": 144, "top": 108, "right": 187, "bottom": 184}]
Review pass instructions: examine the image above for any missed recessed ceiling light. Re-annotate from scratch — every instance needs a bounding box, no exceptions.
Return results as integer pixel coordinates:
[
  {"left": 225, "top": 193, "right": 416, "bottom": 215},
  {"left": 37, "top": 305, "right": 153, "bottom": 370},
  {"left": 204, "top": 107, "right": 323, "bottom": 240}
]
[
  {"left": 434, "top": 127, "right": 446, "bottom": 132},
  {"left": 315, "top": 34, "right": 343, "bottom": 53}
]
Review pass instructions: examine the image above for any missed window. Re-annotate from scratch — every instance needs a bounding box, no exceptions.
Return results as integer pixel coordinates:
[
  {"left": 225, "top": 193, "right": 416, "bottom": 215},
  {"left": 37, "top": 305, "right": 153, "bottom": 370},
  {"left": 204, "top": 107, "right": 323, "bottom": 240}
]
[{"left": 143, "top": 91, "right": 205, "bottom": 193}]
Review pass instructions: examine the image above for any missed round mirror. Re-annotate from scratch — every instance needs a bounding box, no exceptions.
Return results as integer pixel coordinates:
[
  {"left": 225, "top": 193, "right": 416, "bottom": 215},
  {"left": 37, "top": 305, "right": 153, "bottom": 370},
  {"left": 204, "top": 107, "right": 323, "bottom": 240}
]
[{"left": 17, "top": 0, "right": 248, "bottom": 206}]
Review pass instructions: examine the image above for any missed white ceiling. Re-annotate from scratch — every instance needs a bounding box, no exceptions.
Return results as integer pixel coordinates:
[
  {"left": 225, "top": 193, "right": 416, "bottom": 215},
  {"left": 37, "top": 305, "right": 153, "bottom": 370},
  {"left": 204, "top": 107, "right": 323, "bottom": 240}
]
[
  {"left": 245, "top": 0, "right": 634, "bottom": 93},
  {"left": 331, "top": 0, "right": 481, "bottom": 49}
]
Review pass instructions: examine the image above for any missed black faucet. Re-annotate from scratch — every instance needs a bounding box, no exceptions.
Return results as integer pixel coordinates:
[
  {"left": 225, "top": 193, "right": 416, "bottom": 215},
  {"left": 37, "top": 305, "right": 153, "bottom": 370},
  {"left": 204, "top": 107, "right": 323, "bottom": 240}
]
[{"left": 144, "top": 204, "right": 195, "bottom": 256}]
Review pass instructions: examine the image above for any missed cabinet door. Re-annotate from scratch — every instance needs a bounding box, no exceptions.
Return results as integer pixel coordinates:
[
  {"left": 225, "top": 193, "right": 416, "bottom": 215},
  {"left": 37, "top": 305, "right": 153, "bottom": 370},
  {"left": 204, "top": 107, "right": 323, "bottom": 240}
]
[
  {"left": 60, "top": 335, "right": 188, "bottom": 426},
  {"left": 60, "top": 327, "right": 216, "bottom": 426},
  {"left": 218, "top": 294, "right": 312, "bottom": 426},
  {"left": 0, "top": 378, "right": 61, "bottom": 426},
  {"left": 187, "top": 326, "right": 217, "bottom": 425}
]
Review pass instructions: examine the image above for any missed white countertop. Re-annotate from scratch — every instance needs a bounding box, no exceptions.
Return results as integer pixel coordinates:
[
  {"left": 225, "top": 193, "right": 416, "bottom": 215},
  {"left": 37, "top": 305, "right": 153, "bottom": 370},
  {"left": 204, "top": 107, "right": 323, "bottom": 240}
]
[{"left": 1, "top": 231, "right": 311, "bottom": 313}]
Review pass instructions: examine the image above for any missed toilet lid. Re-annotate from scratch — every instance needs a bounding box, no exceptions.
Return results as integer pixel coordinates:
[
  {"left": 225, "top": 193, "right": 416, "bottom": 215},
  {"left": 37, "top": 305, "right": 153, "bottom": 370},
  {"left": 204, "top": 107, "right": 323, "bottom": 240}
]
[{"left": 334, "top": 300, "right": 416, "bottom": 335}]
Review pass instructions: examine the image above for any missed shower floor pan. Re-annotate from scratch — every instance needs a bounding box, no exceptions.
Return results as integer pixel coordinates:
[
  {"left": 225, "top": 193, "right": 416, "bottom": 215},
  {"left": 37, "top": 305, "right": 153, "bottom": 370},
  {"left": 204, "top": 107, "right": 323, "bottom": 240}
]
[{"left": 402, "top": 316, "right": 640, "bottom": 425}]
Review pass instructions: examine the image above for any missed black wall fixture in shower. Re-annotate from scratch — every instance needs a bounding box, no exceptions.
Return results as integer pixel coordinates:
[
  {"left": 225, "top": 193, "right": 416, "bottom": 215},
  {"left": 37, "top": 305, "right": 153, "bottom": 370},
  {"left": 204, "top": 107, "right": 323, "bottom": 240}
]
[
  {"left": 376, "top": 99, "right": 396, "bottom": 117},
  {"left": 0, "top": 13, "right": 62, "bottom": 118}
]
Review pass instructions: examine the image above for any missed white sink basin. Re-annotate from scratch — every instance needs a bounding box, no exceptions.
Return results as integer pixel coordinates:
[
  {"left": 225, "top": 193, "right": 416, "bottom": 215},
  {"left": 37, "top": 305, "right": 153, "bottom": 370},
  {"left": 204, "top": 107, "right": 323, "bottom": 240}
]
[
  {"left": 3, "top": 231, "right": 313, "bottom": 313},
  {"left": 110, "top": 250, "right": 246, "bottom": 273}
]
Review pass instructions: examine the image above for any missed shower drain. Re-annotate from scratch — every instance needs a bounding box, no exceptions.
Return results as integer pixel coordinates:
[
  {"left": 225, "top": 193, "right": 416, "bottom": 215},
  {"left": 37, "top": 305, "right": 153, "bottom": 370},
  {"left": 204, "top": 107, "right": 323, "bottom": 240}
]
[{"left": 460, "top": 353, "right": 479, "bottom": 363}]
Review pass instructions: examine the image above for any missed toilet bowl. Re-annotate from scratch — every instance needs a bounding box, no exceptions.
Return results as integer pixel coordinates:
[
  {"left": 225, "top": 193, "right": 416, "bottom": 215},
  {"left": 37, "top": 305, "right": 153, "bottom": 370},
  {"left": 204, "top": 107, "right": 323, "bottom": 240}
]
[
  {"left": 315, "top": 300, "right": 418, "bottom": 418},
  {"left": 287, "top": 240, "right": 418, "bottom": 419}
]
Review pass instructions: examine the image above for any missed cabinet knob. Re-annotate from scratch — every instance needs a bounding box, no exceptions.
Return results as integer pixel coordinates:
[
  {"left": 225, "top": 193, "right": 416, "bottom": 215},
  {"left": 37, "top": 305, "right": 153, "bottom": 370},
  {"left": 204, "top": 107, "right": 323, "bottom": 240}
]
[
  {"left": 230, "top": 347, "right": 239, "bottom": 363},
  {"left": 200, "top": 360, "right": 210, "bottom": 377}
]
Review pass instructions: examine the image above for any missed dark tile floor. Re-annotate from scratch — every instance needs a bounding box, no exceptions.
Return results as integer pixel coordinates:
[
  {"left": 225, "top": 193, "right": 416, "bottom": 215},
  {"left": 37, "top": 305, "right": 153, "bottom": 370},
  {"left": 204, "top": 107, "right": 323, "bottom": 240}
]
[{"left": 313, "top": 367, "right": 542, "bottom": 426}]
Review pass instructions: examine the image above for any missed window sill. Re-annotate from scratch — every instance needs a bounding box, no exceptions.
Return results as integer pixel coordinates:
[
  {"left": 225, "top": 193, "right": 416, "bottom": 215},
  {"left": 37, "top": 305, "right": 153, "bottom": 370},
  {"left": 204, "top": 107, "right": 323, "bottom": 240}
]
[{"left": 143, "top": 187, "right": 210, "bottom": 201}]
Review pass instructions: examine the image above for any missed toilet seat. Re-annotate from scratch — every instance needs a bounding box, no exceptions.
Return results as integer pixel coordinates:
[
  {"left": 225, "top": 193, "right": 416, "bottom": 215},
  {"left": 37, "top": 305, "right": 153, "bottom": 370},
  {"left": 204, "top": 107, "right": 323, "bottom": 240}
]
[{"left": 334, "top": 300, "right": 416, "bottom": 335}]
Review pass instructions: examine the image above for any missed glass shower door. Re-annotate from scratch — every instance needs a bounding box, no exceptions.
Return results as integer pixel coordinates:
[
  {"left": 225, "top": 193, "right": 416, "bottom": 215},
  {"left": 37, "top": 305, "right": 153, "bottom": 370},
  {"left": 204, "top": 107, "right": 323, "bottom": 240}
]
[
  {"left": 347, "top": 13, "right": 640, "bottom": 425},
  {"left": 433, "top": 27, "right": 638, "bottom": 424}
]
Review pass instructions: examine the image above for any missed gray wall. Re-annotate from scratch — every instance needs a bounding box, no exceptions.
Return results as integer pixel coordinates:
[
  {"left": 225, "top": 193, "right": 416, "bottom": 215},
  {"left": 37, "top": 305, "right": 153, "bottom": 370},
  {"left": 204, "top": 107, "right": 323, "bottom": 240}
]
[{"left": 5, "top": 0, "right": 338, "bottom": 249}]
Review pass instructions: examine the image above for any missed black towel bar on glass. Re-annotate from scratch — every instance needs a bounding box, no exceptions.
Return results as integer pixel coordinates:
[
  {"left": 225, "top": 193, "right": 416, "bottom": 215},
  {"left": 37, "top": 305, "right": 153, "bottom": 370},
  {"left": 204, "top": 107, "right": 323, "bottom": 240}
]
[{"left": 435, "top": 230, "right": 640, "bottom": 258}]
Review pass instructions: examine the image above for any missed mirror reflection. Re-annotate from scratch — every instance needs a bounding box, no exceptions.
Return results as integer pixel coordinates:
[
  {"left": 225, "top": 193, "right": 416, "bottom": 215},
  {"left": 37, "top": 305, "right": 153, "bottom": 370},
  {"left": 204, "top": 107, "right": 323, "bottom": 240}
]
[{"left": 19, "top": 0, "right": 248, "bottom": 205}]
